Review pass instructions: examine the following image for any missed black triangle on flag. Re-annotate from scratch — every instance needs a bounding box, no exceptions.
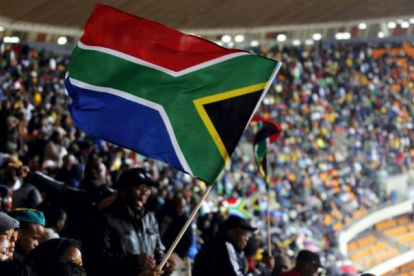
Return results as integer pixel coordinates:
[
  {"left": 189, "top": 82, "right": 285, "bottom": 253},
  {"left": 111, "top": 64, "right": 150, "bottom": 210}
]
[{"left": 203, "top": 90, "right": 263, "bottom": 159}]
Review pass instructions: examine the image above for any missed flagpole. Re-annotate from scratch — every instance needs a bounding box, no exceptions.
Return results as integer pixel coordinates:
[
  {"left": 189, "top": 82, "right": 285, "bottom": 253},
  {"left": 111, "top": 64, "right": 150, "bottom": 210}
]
[
  {"left": 157, "top": 185, "right": 213, "bottom": 271},
  {"left": 267, "top": 191, "right": 272, "bottom": 257}
]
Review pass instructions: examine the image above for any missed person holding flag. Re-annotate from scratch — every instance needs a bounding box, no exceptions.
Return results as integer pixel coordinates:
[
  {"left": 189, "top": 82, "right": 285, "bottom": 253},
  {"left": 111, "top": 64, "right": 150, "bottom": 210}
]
[
  {"left": 86, "top": 168, "right": 175, "bottom": 276},
  {"left": 65, "top": 3, "right": 281, "bottom": 273}
]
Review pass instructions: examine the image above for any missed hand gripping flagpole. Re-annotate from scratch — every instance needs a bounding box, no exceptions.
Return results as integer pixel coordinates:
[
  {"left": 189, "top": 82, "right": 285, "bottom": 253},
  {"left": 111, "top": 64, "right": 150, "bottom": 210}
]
[{"left": 157, "top": 185, "right": 213, "bottom": 270}]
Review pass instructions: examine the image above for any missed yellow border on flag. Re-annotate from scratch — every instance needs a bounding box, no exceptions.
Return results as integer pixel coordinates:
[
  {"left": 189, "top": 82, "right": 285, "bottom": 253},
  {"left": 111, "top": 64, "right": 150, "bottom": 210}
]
[{"left": 194, "top": 82, "right": 267, "bottom": 164}]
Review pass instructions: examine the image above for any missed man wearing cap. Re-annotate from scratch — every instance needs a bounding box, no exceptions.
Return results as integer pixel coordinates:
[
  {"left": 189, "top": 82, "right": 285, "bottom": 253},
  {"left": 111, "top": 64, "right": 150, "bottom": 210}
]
[
  {"left": 8, "top": 208, "right": 45, "bottom": 261},
  {"left": 0, "top": 212, "right": 19, "bottom": 261},
  {"left": 280, "top": 250, "right": 323, "bottom": 276},
  {"left": 194, "top": 215, "right": 271, "bottom": 276},
  {"left": 86, "top": 168, "right": 175, "bottom": 276}
]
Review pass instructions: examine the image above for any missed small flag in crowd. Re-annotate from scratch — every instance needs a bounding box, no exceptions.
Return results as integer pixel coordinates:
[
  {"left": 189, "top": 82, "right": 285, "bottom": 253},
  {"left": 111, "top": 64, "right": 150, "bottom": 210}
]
[
  {"left": 252, "top": 115, "right": 282, "bottom": 188},
  {"left": 65, "top": 4, "right": 281, "bottom": 184},
  {"left": 223, "top": 198, "right": 252, "bottom": 219}
]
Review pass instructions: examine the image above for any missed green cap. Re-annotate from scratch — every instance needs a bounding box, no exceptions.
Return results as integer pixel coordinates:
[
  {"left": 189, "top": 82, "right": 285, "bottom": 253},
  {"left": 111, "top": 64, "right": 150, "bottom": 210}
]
[{"left": 9, "top": 208, "right": 46, "bottom": 226}]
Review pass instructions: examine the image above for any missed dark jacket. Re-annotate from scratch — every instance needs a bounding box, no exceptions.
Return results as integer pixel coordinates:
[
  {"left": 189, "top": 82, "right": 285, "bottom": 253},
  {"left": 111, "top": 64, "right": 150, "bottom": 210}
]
[
  {"left": 194, "top": 232, "right": 271, "bottom": 276},
  {"left": 194, "top": 232, "right": 248, "bottom": 276},
  {"left": 25, "top": 171, "right": 114, "bottom": 240},
  {"left": 85, "top": 197, "right": 165, "bottom": 276}
]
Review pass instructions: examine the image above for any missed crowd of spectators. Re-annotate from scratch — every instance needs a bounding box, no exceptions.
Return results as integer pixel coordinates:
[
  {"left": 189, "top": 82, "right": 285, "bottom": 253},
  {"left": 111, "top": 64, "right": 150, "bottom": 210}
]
[{"left": 0, "top": 40, "right": 414, "bottom": 275}]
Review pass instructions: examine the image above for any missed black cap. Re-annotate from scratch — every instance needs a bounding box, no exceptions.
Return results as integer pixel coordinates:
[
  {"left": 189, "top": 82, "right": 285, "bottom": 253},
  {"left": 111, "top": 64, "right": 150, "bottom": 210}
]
[
  {"left": 223, "top": 216, "right": 257, "bottom": 232},
  {"left": 118, "top": 168, "right": 158, "bottom": 188},
  {"left": 296, "top": 250, "right": 323, "bottom": 268},
  {"left": 0, "top": 212, "right": 19, "bottom": 233}
]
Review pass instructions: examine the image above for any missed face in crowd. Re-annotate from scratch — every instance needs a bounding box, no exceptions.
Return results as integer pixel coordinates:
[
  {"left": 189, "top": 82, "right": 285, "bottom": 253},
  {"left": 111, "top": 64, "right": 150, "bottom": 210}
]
[{"left": 18, "top": 222, "right": 44, "bottom": 255}]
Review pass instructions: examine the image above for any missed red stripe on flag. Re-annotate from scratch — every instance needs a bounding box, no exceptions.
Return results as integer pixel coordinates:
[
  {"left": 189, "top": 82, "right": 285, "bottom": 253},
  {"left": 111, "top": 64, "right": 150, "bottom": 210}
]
[{"left": 80, "top": 5, "right": 245, "bottom": 72}]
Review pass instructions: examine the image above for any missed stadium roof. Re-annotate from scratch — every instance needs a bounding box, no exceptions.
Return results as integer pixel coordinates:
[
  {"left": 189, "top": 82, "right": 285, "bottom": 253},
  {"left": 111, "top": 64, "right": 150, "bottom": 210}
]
[{"left": 1, "top": 0, "right": 414, "bottom": 35}]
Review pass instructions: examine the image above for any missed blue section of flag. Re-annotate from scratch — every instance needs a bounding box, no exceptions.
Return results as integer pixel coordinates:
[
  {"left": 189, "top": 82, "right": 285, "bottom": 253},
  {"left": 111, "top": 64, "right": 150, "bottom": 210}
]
[{"left": 65, "top": 78, "right": 184, "bottom": 171}]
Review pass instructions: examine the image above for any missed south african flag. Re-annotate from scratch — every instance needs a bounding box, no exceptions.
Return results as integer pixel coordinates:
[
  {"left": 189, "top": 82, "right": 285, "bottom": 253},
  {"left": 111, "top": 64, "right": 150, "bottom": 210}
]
[{"left": 65, "top": 4, "right": 281, "bottom": 184}]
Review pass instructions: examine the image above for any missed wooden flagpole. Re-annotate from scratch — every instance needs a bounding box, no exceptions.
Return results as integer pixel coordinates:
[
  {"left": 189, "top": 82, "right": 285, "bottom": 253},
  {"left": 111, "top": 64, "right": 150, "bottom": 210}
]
[
  {"left": 267, "top": 191, "right": 272, "bottom": 257},
  {"left": 157, "top": 185, "right": 213, "bottom": 270}
]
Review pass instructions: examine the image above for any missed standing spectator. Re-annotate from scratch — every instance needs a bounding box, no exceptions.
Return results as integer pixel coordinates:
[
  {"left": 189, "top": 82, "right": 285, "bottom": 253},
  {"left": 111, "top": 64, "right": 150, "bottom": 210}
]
[
  {"left": 158, "top": 194, "right": 193, "bottom": 259},
  {"left": 86, "top": 168, "right": 175, "bottom": 276},
  {"left": 8, "top": 208, "right": 45, "bottom": 261},
  {"left": 11, "top": 155, "right": 114, "bottom": 239},
  {"left": 280, "top": 250, "right": 323, "bottom": 276},
  {"left": 194, "top": 215, "right": 271, "bottom": 276},
  {"left": 272, "top": 254, "right": 291, "bottom": 276}
]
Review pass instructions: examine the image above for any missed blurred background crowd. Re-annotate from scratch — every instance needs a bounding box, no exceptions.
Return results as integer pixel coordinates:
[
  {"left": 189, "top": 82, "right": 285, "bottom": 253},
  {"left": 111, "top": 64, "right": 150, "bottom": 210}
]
[{"left": 1, "top": 40, "right": 414, "bottom": 275}]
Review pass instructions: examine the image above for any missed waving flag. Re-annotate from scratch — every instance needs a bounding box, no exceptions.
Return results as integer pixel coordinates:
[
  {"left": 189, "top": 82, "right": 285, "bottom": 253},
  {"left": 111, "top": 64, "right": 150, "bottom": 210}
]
[
  {"left": 252, "top": 115, "right": 282, "bottom": 187},
  {"left": 65, "top": 5, "right": 281, "bottom": 184}
]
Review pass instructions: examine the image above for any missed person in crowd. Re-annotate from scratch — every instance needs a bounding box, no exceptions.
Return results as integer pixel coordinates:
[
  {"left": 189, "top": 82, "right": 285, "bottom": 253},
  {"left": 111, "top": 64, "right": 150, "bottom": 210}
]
[
  {"left": 0, "top": 259, "right": 35, "bottom": 276},
  {"left": 10, "top": 154, "right": 114, "bottom": 239},
  {"left": 0, "top": 156, "right": 42, "bottom": 209},
  {"left": 39, "top": 260, "right": 87, "bottom": 276},
  {"left": 0, "top": 212, "right": 19, "bottom": 261},
  {"left": 194, "top": 215, "right": 272, "bottom": 275},
  {"left": 272, "top": 254, "right": 291, "bottom": 276},
  {"left": 280, "top": 250, "right": 323, "bottom": 276},
  {"left": 38, "top": 204, "right": 67, "bottom": 242},
  {"left": 158, "top": 194, "right": 193, "bottom": 260},
  {"left": 86, "top": 168, "right": 175, "bottom": 276},
  {"left": 8, "top": 208, "right": 45, "bottom": 261},
  {"left": 0, "top": 184, "right": 9, "bottom": 212},
  {"left": 56, "top": 154, "right": 83, "bottom": 188},
  {"left": 26, "top": 238, "right": 82, "bottom": 274}
]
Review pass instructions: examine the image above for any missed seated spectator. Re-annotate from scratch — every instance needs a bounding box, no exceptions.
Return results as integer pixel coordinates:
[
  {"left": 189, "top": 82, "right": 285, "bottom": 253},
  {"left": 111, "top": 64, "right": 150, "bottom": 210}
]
[{"left": 8, "top": 208, "right": 45, "bottom": 261}]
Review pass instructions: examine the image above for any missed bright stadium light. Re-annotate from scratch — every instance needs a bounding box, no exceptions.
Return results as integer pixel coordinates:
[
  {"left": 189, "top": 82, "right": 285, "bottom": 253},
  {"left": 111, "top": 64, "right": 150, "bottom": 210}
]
[
  {"left": 0, "top": 26, "right": 4, "bottom": 32},
  {"left": 401, "top": 21, "right": 410, "bottom": 28},
  {"left": 387, "top": 21, "right": 397, "bottom": 29},
  {"left": 235, "top": 35, "right": 245, "bottom": 43},
  {"left": 277, "top": 34, "right": 287, "bottom": 42},
  {"left": 3, "top": 36, "right": 19, "bottom": 43},
  {"left": 358, "top": 23, "right": 367, "bottom": 30},
  {"left": 312, "top": 33, "right": 322, "bottom": 41},
  {"left": 292, "top": 39, "right": 301, "bottom": 46},
  {"left": 336, "top": 32, "right": 351, "bottom": 40},
  {"left": 378, "top": 31, "right": 385, "bottom": 38},
  {"left": 221, "top": 35, "right": 232, "bottom": 43},
  {"left": 57, "top": 36, "right": 67, "bottom": 45},
  {"left": 250, "top": 40, "right": 259, "bottom": 47},
  {"left": 305, "top": 39, "right": 314, "bottom": 45}
]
